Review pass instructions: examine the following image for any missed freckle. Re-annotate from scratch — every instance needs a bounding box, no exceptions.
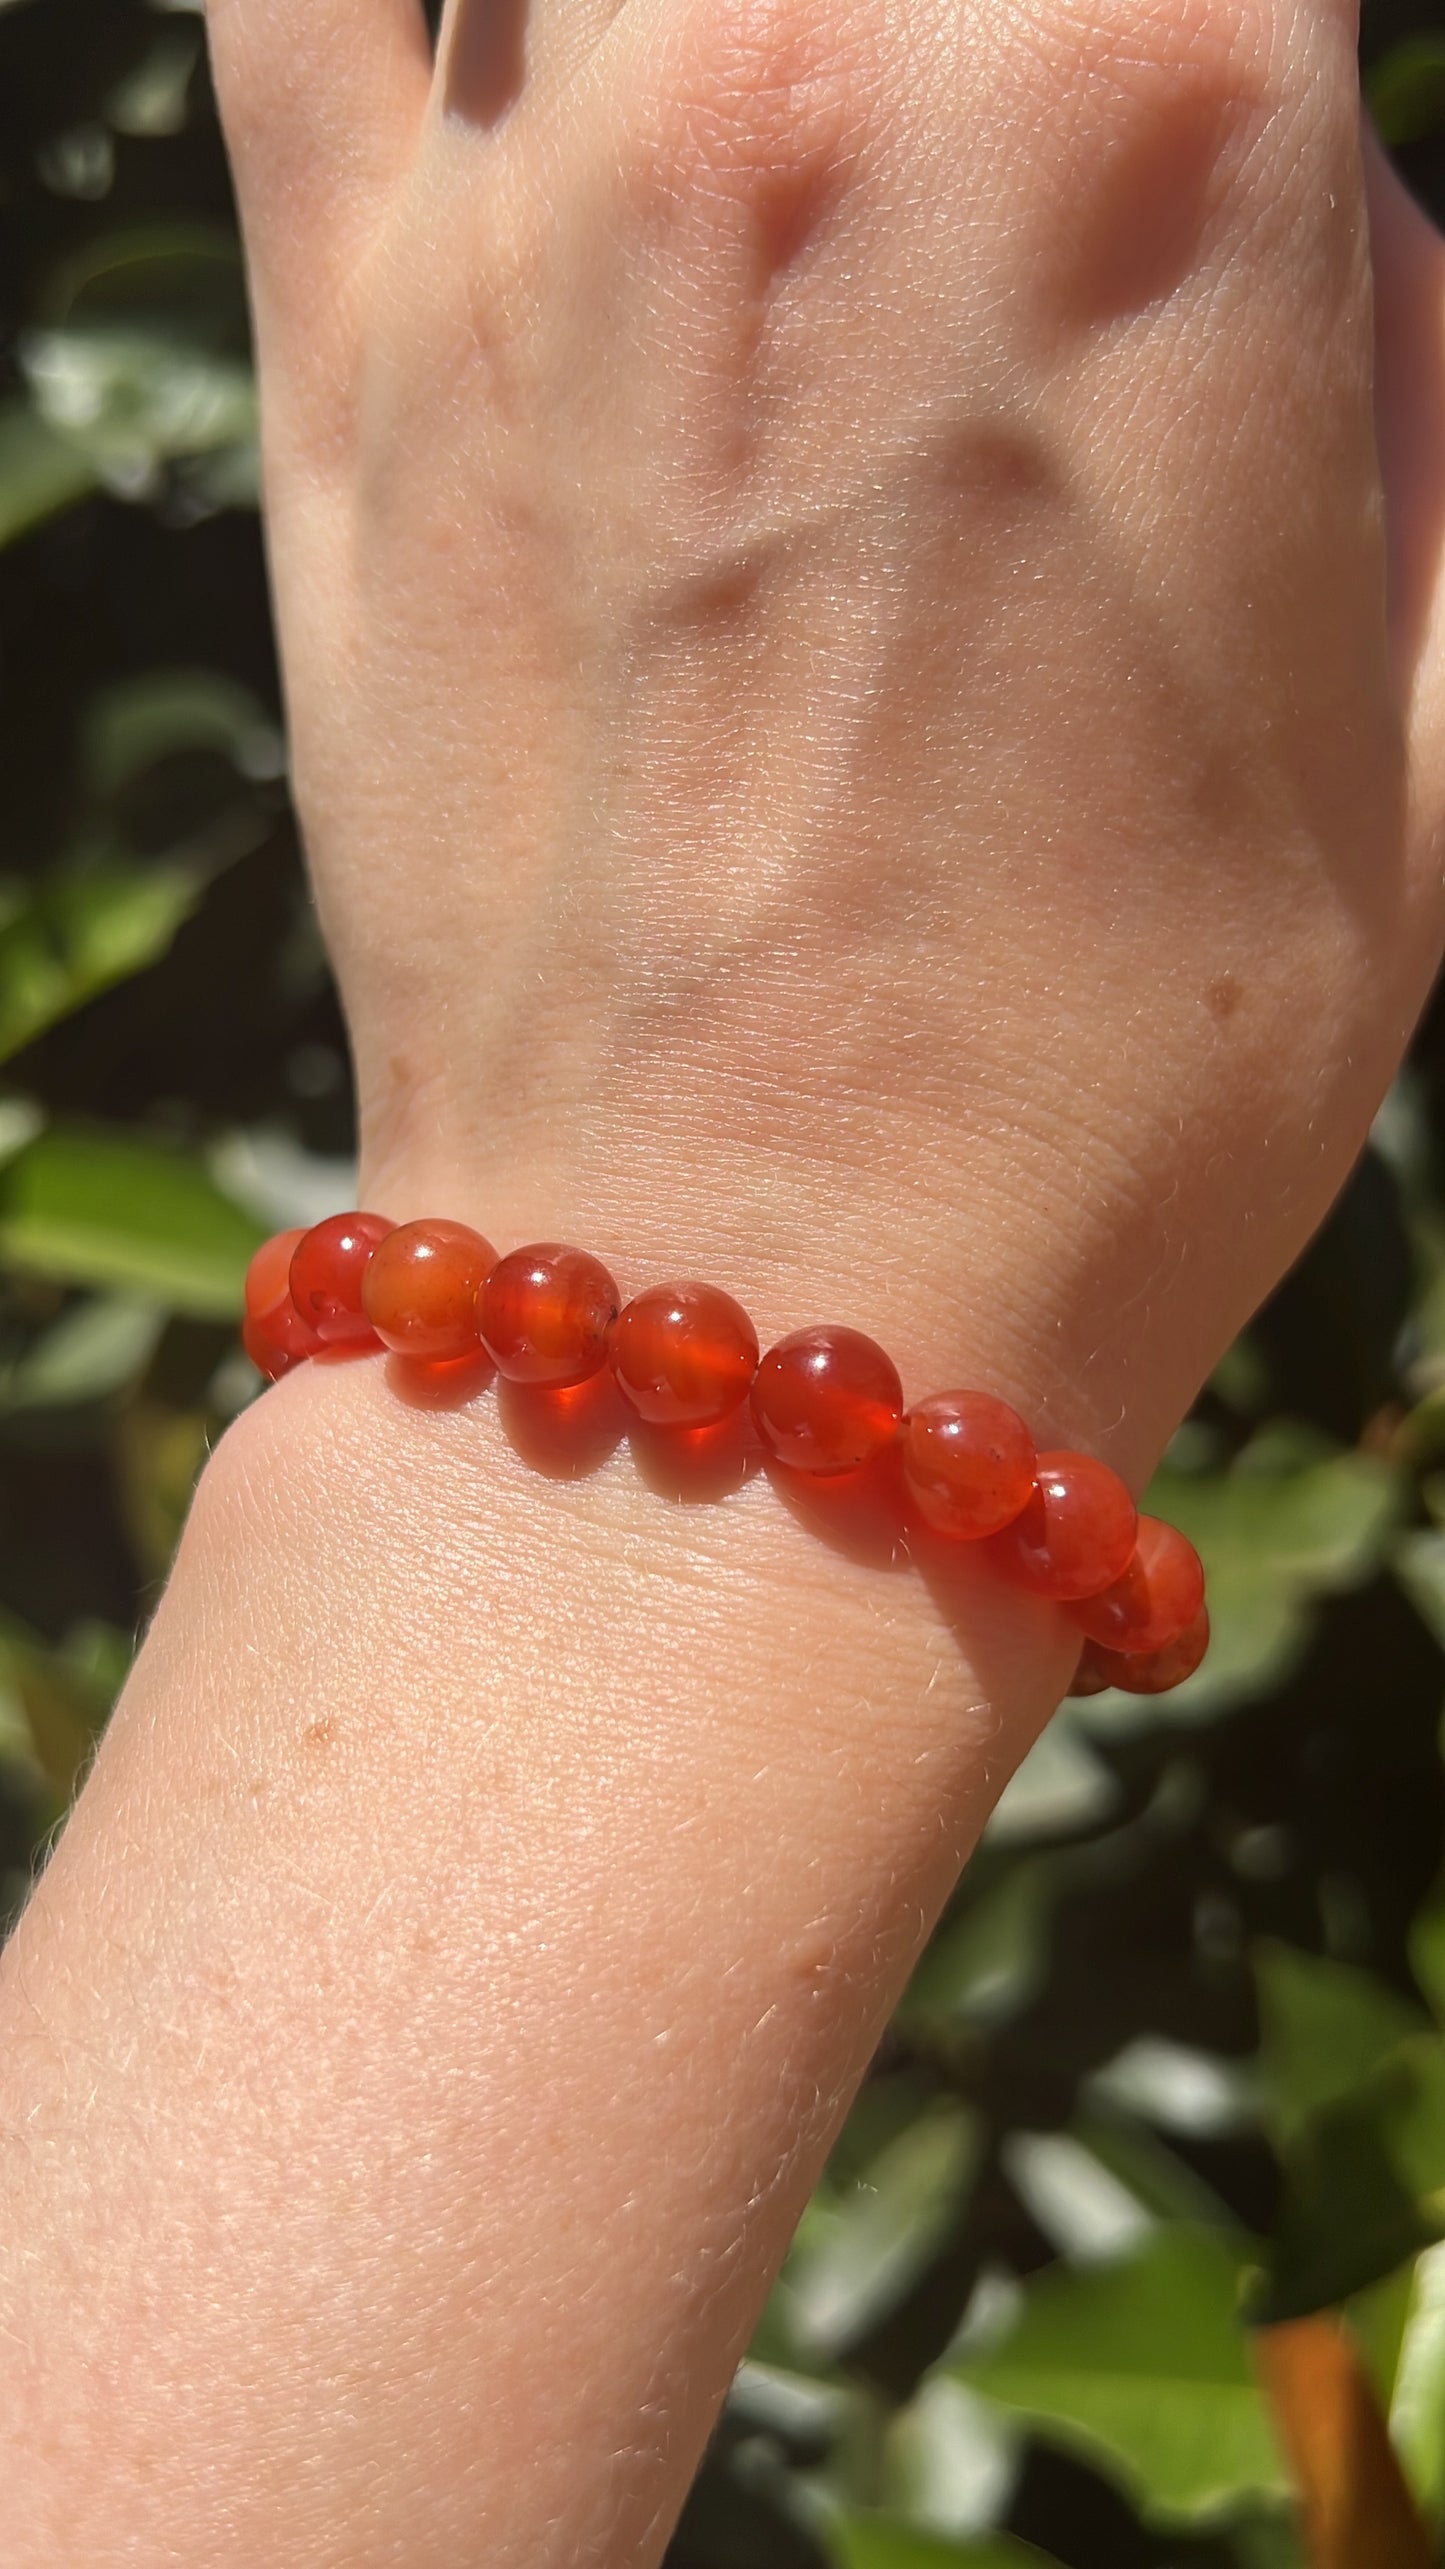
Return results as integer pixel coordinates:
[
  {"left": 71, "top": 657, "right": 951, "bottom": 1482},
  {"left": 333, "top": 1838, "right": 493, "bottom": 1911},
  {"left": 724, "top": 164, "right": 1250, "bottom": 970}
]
[
  {"left": 249, "top": 1776, "right": 267, "bottom": 1799},
  {"left": 305, "top": 1717, "right": 337, "bottom": 1747},
  {"left": 1206, "top": 974, "right": 1242, "bottom": 1022}
]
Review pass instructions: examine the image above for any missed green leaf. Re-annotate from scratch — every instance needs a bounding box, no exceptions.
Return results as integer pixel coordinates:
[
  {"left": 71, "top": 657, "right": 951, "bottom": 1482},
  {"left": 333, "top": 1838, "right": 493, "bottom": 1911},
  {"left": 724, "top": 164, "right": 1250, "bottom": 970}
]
[
  {"left": 1122, "top": 1443, "right": 1403, "bottom": 1717},
  {"left": 1086, "top": 2037, "right": 1256, "bottom": 2139},
  {"left": 81, "top": 668, "right": 281, "bottom": 798},
  {"left": 781, "top": 2100, "right": 980, "bottom": 2357},
  {"left": 952, "top": 2228, "right": 1287, "bottom": 2524},
  {"left": 1261, "top": 2034, "right": 1445, "bottom": 2320},
  {"left": 1396, "top": 1530, "right": 1445, "bottom": 1658},
  {"left": 1410, "top": 1874, "right": 1445, "bottom": 2026},
  {"left": 1001, "top": 2131, "right": 1155, "bottom": 2265},
  {"left": 0, "top": 1126, "right": 264, "bottom": 1317},
  {"left": 0, "top": 1610, "right": 124, "bottom": 1800},
  {"left": 1386, "top": 2241, "right": 1445, "bottom": 2523},
  {"left": 1255, "top": 1942, "right": 1427, "bottom": 2146},
  {"left": 879, "top": 2375, "right": 1018, "bottom": 2545},
  {"left": 900, "top": 1860, "right": 1054, "bottom": 2033},
  {"left": 824, "top": 2520, "right": 1059, "bottom": 2569},
  {"left": 21, "top": 229, "right": 256, "bottom": 503},
  {"left": 0, "top": 863, "right": 201, "bottom": 1065},
  {"left": 1367, "top": 35, "right": 1445, "bottom": 148},
  {"left": 1, "top": 1294, "right": 162, "bottom": 1409},
  {"left": 984, "top": 1706, "right": 1119, "bottom": 1845},
  {"left": 0, "top": 398, "right": 98, "bottom": 549},
  {"left": 106, "top": 28, "right": 199, "bottom": 137},
  {"left": 23, "top": 325, "right": 256, "bottom": 495}
]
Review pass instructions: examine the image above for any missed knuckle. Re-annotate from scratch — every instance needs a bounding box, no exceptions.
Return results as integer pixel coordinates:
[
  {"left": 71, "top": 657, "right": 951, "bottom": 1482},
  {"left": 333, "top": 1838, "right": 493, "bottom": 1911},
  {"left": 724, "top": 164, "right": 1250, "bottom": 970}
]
[
  {"left": 635, "top": 0, "right": 896, "bottom": 213},
  {"left": 1007, "top": 0, "right": 1282, "bottom": 323}
]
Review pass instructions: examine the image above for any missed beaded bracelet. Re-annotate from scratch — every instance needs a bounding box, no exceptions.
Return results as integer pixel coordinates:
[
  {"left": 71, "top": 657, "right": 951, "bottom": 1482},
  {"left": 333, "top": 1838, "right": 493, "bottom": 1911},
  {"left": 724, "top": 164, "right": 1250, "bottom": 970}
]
[{"left": 242, "top": 1212, "right": 1209, "bottom": 1698}]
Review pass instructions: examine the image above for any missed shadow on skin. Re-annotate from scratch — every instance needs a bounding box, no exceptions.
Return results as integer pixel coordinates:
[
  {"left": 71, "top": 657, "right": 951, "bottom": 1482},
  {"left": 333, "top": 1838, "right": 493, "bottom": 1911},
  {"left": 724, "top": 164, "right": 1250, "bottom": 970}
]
[
  {"left": 375, "top": 1347, "right": 1078, "bottom": 1707},
  {"left": 496, "top": 1369, "right": 629, "bottom": 1479},
  {"left": 627, "top": 1406, "right": 765, "bottom": 1506},
  {"left": 384, "top": 1347, "right": 498, "bottom": 1410}
]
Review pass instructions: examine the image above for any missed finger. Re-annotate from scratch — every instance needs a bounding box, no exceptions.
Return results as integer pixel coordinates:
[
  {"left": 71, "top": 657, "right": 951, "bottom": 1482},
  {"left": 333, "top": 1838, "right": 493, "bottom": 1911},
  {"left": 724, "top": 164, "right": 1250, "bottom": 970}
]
[
  {"left": 1366, "top": 126, "right": 1445, "bottom": 823},
  {"left": 206, "top": 0, "right": 434, "bottom": 310}
]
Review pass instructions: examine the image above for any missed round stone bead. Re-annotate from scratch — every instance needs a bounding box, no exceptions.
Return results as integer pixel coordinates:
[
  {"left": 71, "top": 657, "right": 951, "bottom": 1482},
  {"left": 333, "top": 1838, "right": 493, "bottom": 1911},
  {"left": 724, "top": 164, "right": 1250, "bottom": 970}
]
[
  {"left": 1066, "top": 1651, "right": 1113, "bottom": 1699},
  {"left": 751, "top": 1325, "right": 904, "bottom": 1474},
  {"left": 1079, "top": 1603, "right": 1210, "bottom": 1696},
  {"left": 289, "top": 1212, "right": 394, "bottom": 1347},
  {"left": 243, "top": 1313, "right": 304, "bottom": 1382},
  {"left": 610, "top": 1281, "right": 759, "bottom": 1427},
  {"left": 903, "top": 1390, "right": 1036, "bottom": 1540},
  {"left": 244, "top": 1227, "right": 319, "bottom": 1376},
  {"left": 479, "top": 1242, "right": 620, "bottom": 1385},
  {"left": 245, "top": 1228, "right": 307, "bottom": 1325},
  {"left": 990, "top": 1450, "right": 1137, "bottom": 1600},
  {"left": 362, "top": 1218, "right": 498, "bottom": 1363},
  {"left": 1073, "top": 1515, "right": 1206, "bottom": 1655}
]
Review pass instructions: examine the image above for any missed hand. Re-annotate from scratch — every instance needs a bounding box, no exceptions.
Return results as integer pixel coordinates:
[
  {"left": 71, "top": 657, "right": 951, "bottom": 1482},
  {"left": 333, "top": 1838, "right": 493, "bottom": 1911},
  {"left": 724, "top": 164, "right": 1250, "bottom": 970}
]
[{"left": 209, "top": 0, "right": 1445, "bottom": 1480}]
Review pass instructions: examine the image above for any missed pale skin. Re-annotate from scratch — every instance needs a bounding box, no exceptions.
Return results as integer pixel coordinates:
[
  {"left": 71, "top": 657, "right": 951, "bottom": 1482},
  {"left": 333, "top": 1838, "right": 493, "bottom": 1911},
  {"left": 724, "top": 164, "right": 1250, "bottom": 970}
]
[{"left": 2, "top": 0, "right": 1445, "bottom": 2557}]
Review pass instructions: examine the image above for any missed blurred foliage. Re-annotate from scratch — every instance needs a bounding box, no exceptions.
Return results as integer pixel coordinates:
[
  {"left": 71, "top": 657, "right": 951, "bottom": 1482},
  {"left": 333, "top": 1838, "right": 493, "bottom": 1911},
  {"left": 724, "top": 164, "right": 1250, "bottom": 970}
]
[{"left": 5, "top": 3, "right": 1445, "bottom": 2563}]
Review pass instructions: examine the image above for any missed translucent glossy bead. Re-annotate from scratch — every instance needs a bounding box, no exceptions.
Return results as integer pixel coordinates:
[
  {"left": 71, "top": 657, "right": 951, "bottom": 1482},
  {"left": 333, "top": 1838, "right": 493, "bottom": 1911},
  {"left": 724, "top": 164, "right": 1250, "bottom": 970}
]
[
  {"left": 751, "top": 1325, "right": 904, "bottom": 1474},
  {"left": 903, "top": 1390, "right": 1036, "bottom": 1540},
  {"left": 1078, "top": 1603, "right": 1210, "bottom": 1696},
  {"left": 243, "top": 1227, "right": 319, "bottom": 1376},
  {"left": 479, "top": 1242, "right": 620, "bottom": 1385},
  {"left": 245, "top": 1228, "right": 306, "bottom": 1325},
  {"left": 289, "top": 1211, "right": 395, "bottom": 1347},
  {"left": 242, "top": 1313, "right": 302, "bottom": 1382},
  {"left": 362, "top": 1218, "right": 497, "bottom": 1362},
  {"left": 1073, "top": 1515, "right": 1205, "bottom": 1654},
  {"left": 990, "top": 1450, "right": 1137, "bottom": 1600},
  {"left": 610, "top": 1281, "right": 758, "bottom": 1426}
]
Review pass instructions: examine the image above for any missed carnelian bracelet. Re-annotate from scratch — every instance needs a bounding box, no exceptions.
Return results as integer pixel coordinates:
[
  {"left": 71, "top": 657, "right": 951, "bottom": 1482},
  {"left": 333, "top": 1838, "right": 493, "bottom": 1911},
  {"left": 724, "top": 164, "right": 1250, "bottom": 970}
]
[{"left": 242, "top": 1212, "right": 1209, "bottom": 1697}]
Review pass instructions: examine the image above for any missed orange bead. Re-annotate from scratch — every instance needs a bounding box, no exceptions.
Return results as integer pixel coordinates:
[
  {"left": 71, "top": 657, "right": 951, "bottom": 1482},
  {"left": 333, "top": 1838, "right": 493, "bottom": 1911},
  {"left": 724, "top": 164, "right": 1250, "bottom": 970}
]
[
  {"left": 243, "top": 1312, "right": 302, "bottom": 1382},
  {"left": 989, "top": 1450, "right": 1137, "bottom": 1600},
  {"left": 479, "top": 1242, "right": 619, "bottom": 1385},
  {"left": 1077, "top": 1604, "right": 1210, "bottom": 1696},
  {"left": 245, "top": 1227, "right": 306, "bottom": 1323},
  {"left": 243, "top": 1226, "right": 320, "bottom": 1374},
  {"left": 904, "top": 1390, "right": 1036, "bottom": 1540},
  {"left": 610, "top": 1281, "right": 758, "bottom": 1426},
  {"left": 362, "top": 1218, "right": 497, "bottom": 1362},
  {"left": 290, "top": 1211, "right": 395, "bottom": 1347},
  {"left": 1073, "top": 1515, "right": 1205, "bottom": 1655},
  {"left": 751, "top": 1325, "right": 904, "bottom": 1473}
]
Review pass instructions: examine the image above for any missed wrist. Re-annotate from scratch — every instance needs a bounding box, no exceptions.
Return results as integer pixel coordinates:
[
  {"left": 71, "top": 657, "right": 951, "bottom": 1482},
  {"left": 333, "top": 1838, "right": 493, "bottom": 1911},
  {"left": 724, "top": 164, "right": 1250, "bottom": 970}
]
[{"left": 354, "top": 1110, "right": 1196, "bottom": 1487}]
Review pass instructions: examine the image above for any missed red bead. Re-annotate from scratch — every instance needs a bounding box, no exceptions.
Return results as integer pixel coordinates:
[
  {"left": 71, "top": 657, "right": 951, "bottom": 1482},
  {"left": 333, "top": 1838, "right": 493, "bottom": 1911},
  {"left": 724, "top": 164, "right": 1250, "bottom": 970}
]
[
  {"left": 610, "top": 1281, "right": 758, "bottom": 1426},
  {"left": 479, "top": 1242, "right": 620, "bottom": 1385},
  {"left": 245, "top": 1228, "right": 306, "bottom": 1323},
  {"left": 243, "top": 1312, "right": 302, "bottom": 1382},
  {"left": 1077, "top": 1604, "right": 1211, "bottom": 1696},
  {"left": 1073, "top": 1515, "right": 1206, "bottom": 1655},
  {"left": 751, "top": 1325, "right": 904, "bottom": 1474},
  {"left": 243, "top": 1227, "right": 320, "bottom": 1373},
  {"left": 289, "top": 1212, "right": 395, "bottom": 1347},
  {"left": 904, "top": 1390, "right": 1036, "bottom": 1540},
  {"left": 362, "top": 1218, "right": 497, "bottom": 1362},
  {"left": 990, "top": 1450, "right": 1137, "bottom": 1600}
]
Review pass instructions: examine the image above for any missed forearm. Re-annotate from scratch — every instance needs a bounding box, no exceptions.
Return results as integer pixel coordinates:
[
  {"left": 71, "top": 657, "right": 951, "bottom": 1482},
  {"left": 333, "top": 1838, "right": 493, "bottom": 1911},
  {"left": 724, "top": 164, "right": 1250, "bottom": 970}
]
[{"left": 0, "top": 1343, "right": 1067, "bottom": 2566}]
